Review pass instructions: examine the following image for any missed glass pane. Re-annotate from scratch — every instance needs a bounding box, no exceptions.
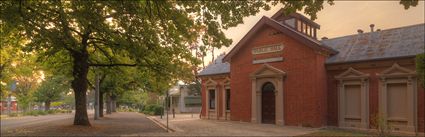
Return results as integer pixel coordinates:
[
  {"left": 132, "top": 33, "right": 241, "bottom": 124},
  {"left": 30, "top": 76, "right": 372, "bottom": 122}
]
[
  {"left": 209, "top": 90, "right": 215, "bottom": 109},
  {"left": 226, "top": 89, "right": 230, "bottom": 110}
]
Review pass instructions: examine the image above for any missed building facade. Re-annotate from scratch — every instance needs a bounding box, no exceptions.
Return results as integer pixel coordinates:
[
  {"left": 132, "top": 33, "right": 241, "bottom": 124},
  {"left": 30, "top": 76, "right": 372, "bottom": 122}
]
[
  {"left": 0, "top": 96, "right": 18, "bottom": 112},
  {"left": 169, "top": 84, "right": 201, "bottom": 113},
  {"left": 198, "top": 9, "right": 425, "bottom": 133}
]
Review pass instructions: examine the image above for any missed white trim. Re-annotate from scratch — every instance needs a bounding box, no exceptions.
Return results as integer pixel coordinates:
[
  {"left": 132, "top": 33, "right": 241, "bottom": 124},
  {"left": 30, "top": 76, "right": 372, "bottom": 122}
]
[
  {"left": 336, "top": 68, "right": 369, "bottom": 129},
  {"left": 378, "top": 63, "right": 417, "bottom": 132}
]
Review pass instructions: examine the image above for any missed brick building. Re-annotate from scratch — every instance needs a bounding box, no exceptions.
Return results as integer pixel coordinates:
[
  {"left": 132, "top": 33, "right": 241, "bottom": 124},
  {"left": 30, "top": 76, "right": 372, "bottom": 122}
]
[
  {"left": 198, "top": 9, "right": 425, "bottom": 133},
  {"left": 1, "top": 96, "right": 18, "bottom": 112}
]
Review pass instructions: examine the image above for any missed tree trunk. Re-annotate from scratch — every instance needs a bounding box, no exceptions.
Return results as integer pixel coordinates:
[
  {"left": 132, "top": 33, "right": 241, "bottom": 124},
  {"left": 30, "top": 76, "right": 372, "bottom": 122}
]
[
  {"left": 45, "top": 101, "right": 51, "bottom": 111},
  {"left": 71, "top": 51, "right": 91, "bottom": 126},
  {"left": 106, "top": 95, "right": 112, "bottom": 114},
  {"left": 111, "top": 99, "right": 116, "bottom": 112},
  {"left": 99, "top": 91, "right": 104, "bottom": 117}
]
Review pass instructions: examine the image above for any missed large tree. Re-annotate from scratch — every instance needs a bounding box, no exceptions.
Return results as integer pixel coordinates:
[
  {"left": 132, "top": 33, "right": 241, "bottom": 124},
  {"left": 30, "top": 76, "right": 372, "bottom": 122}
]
[
  {"left": 1, "top": 0, "right": 419, "bottom": 126},
  {"left": 34, "top": 75, "right": 70, "bottom": 111}
]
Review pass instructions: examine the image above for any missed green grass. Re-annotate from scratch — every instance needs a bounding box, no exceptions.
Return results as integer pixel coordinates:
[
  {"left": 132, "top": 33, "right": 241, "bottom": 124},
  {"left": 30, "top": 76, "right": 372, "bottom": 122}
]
[
  {"left": 300, "top": 129, "right": 371, "bottom": 136},
  {"left": 0, "top": 115, "right": 8, "bottom": 119}
]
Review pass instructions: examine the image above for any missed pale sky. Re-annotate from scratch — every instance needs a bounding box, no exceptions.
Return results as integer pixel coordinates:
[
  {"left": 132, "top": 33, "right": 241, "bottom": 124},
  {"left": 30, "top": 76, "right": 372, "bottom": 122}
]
[{"left": 204, "top": 1, "right": 425, "bottom": 64}]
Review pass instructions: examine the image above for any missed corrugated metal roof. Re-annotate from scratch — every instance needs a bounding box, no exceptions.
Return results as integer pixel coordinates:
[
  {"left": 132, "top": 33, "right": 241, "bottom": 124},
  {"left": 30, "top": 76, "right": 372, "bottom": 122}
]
[
  {"left": 323, "top": 24, "right": 425, "bottom": 64},
  {"left": 198, "top": 54, "right": 230, "bottom": 76},
  {"left": 197, "top": 24, "right": 425, "bottom": 76}
]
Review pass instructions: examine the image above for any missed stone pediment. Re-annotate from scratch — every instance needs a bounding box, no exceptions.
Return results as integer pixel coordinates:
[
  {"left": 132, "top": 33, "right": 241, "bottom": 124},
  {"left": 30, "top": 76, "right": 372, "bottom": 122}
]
[
  {"left": 335, "top": 67, "right": 369, "bottom": 80},
  {"left": 378, "top": 63, "right": 416, "bottom": 77},
  {"left": 250, "top": 64, "right": 286, "bottom": 78},
  {"left": 222, "top": 77, "right": 231, "bottom": 85},
  {"left": 204, "top": 78, "right": 218, "bottom": 86}
]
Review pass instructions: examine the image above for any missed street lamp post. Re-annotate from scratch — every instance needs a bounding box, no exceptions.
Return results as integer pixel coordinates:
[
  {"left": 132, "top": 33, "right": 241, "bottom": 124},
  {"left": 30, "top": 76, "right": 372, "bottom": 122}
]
[{"left": 166, "top": 89, "right": 169, "bottom": 132}]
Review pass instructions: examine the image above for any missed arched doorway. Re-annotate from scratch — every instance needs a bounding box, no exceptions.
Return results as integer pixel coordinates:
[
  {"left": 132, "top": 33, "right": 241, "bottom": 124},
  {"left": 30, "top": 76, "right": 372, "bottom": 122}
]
[{"left": 261, "top": 82, "right": 275, "bottom": 124}]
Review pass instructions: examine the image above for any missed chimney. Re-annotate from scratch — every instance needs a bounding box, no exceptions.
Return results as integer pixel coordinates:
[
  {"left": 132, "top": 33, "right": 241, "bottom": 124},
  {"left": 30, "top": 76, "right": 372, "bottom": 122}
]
[
  {"left": 321, "top": 37, "right": 328, "bottom": 40},
  {"left": 370, "top": 24, "right": 375, "bottom": 32},
  {"left": 357, "top": 29, "right": 364, "bottom": 34}
]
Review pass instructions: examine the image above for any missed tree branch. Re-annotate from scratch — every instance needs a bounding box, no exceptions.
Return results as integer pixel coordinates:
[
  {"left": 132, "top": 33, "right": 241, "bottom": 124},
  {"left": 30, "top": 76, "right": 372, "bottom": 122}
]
[{"left": 88, "top": 63, "right": 137, "bottom": 67}]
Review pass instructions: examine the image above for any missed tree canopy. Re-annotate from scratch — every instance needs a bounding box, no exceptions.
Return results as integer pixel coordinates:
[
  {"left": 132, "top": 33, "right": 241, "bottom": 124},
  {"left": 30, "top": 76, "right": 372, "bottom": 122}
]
[
  {"left": 1, "top": 0, "right": 419, "bottom": 126},
  {"left": 34, "top": 75, "right": 70, "bottom": 110}
]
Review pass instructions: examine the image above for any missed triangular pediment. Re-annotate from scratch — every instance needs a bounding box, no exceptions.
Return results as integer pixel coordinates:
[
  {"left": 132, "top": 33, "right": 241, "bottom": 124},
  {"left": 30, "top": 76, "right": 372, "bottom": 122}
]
[
  {"left": 204, "top": 78, "right": 218, "bottom": 86},
  {"left": 223, "top": 16, "right": 337, "bottom": 62},
  {"left": 222, "top": 77, "right": 231, "bottom": 85},
  {"left": 250, "top": 64, "right": 286, "bottom": 78},
  {"left": 378, "top": 63, "right": 416, "bottom": 76},
  {"left": 335, "top": 67, "right": 369, "bottom": 79}
]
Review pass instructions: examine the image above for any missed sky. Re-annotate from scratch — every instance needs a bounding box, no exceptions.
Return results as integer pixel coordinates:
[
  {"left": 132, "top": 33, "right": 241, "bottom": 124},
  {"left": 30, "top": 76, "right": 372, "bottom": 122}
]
[{"left": 203, "top": 1, "right": 425, "bottom": 64}]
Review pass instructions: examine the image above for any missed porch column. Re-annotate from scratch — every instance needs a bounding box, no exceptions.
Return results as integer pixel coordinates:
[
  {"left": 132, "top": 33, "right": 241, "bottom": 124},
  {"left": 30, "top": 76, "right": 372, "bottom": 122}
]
[
  {"left": 276, "top": 78, "right": 284, "bottom": 126},
  {"left": 251, "top": 78, "right": 258, "bottom": 123}
]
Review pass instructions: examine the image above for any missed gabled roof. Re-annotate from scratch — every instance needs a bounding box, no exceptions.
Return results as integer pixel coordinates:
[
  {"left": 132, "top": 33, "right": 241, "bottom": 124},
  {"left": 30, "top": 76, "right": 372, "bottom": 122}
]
[
  {"left": 323, "top": 24, "right": 425, "bottom": 64},
  {"left": 198, "top": 54, "right": 230, "bottom": 77},
  {"left": 223, "top": 16, "right": 337, "bottom": 62}
]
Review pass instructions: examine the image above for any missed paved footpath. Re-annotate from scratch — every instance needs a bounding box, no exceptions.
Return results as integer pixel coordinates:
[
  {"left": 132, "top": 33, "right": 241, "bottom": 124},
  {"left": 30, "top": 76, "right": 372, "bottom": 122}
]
[
  {"left": 2, "top": 112, "right": 165, "bottom": 136},
  {"left": 150, "top": 113, "right": 319, "bottom": 136}
]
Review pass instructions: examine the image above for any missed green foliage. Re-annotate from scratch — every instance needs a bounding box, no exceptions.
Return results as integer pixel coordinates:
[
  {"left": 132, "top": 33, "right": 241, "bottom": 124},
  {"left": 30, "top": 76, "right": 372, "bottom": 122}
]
[
  {"left": 142, "top": 104, "right": 164, "bottom": 115},
  {"left": 23, "top": 110, "right": 47, "bottom": 116},
  {"left": 371, "top": 113, "right": 392, "bottom": 137},
  {"left": 116, "top": 89, "right": 144, "bottom": 108},
  {"left": 416, "top": 53, "right": 425, "bottom": 87},
  {"left": 33, "top": 75, "right": 70, "bottom": 104},
  {"left": 21, "top": 109, "right": 71, "bottom": 116},
  {"left": 1, "top": 0, "right": 418, "bottom": 125},
  {"left": 8, "top": 112, "right": 19, "bottom": 117},
  {"left": 4, "top": 52, "right": 41, "bottom": 112},
  {"left": 399, "top": 0, "right": 419, "bottom": 9},
  {"left": 51, "top": 101, "right": 64, "bottom": 107},
  {"left": 117, "top": 107, "right": 138, "bottom": 112},
  {"left": 187, "top": 80, "right": 201, "bottom": 96}
]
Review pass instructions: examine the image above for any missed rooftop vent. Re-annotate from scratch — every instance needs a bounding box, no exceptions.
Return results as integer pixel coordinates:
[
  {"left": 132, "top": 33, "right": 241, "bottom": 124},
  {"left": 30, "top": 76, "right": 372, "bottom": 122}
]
[
  {"left": 357, "top": 29, "right": 364, "bottom": 34},
  {"left": 271, "top": 11, "right": 320, "bottom": 39},
  {"left": 370, "top": 24, "right": 375, "bottom": 32}
]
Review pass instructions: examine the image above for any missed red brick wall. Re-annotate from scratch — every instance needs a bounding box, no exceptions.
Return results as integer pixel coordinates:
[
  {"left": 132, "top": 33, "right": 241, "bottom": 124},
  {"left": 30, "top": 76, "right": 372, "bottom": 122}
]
[
  {"left": 200, "top": 76, "right": 228, "bottom": 119},
  {"left": 229, "top": 26, "right": 328, "bottom": 127},
  {"left": 326, "top": 60, "right": 425, "bottom": 132},
  {"left": 0, "top": 101, "right": 18, "bottom": 111},
  {"left": 199, "top": 25, "right": 424, "bottom": 132}
]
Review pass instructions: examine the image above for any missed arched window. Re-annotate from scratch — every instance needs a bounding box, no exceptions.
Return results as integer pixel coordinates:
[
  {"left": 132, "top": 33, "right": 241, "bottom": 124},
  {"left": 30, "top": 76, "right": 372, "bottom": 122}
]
[{"left": 262, "top": 82, "right": 275, "bottom": 93}]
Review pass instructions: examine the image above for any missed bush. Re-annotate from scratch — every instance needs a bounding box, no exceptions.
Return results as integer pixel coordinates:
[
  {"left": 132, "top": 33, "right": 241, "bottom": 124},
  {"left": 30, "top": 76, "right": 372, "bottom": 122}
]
[
  {"left": 142, "top": 104, "right": 163, "bottom": 115},
  {"left": 23, "top": 110, "right": 52, "bottom": 116},
  {"left": 38, "top": 111, "right": 47, "bottom": 115},
  {"left": 46, "top": 110, "right": 56, "bottom": 114},
  {"left": 8, "top": 112, "right": 19, "bottom": 117}
]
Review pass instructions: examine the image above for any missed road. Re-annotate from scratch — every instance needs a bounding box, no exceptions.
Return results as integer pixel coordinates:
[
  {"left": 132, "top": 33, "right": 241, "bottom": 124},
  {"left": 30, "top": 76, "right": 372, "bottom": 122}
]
[
  {"left": 1, "top": 112, "right": 165, "bottom": 136},
  {"left": 1, "top": 113, "right": 74, "bottom": 131}
]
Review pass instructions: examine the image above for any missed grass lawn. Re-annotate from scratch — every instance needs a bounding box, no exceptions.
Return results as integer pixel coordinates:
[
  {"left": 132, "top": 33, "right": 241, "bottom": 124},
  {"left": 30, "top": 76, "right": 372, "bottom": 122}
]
[
  {"left": 300, "top": 129, "right": 371, "bottom": 136},
  {"left": 0, "top": 114, "right": 7, "bottom": 119}
]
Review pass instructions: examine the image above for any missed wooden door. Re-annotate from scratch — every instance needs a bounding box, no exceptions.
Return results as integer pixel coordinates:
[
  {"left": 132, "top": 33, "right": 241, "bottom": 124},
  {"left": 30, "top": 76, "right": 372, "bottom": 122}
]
[{"left": 261, "top": 82, "right": 275, "bottom": 124}]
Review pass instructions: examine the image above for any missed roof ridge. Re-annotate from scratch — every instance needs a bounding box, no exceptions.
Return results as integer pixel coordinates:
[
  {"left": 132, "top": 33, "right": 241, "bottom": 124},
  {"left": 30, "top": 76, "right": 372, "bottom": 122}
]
[{"left": 321, "top": 23, "right": 425, "bottom": 42}]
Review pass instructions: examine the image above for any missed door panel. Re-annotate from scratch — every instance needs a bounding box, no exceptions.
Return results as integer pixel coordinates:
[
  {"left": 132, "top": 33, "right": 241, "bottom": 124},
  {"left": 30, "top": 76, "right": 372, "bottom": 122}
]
[
  {"left": 387, "top": 83, "right": 407, "bottom": 123},
  {"left": 345, "top": 85, "right": 361, "bottom": 121},
  {"left": 261, "top": 82, "right": 275, "bottom": 124}
]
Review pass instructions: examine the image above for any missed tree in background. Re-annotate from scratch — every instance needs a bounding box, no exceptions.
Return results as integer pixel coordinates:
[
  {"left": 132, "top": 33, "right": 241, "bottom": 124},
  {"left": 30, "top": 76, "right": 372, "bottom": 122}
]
[
  {"left": 34, "top": 75, "right": 70, "bottom": 111},
  {"left": 1, "top": 0, "right": 419, "bottom": 126},
  {"left": 8, "top": 52, "right": 42, "bottom": 112}
]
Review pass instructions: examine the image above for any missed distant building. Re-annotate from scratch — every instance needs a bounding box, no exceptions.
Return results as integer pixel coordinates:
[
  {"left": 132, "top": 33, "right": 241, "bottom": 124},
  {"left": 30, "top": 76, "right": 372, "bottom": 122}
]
[
  {"left": 198, "top": 9, "right": 424, "bottom": 133},
  {"left": 169, "top": 84, "right": 201, "bottom": 113},
  {"left": 0, "top": 96, "right": 18, "bottom": 112}
]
